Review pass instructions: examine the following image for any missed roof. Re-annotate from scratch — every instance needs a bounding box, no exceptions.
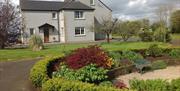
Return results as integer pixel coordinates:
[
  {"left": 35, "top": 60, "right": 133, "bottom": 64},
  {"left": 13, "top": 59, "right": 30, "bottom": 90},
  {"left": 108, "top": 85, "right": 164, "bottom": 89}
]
[
  {"left": 62, "top": 1, "right": 95, "bottom": 10},
  {"left": 20, "top": 0, "right": 94, "bottom": 11},
  {"left": 98, "top": 0, "right": 112, "bottom": 11},
  {"left": 39, "top": 23, "right": 55, "bottom": 29}
]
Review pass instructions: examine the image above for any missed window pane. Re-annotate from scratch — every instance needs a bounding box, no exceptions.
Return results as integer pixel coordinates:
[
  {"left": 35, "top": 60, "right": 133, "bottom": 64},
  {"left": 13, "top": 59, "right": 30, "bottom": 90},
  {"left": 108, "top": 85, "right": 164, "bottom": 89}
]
[
  {"left": 81, "top": 27, "right": 85, "bottom": 34},
  {"left": 75, "top": 27, "right": 80, "bottom": 35},
  {"left": 90, "top": 0, "right": 94, "bottom": 5},
  {"left": 75, "top": 11, "right": 79, "bottom": 18},
  {"left": 30, "top": 28, "right": 34, "bottom": 35},
  {"left": 52, "top": 13, "right": 56, "bottom": 19},
  {"left": 75, "top": 11, "right": 83, "bottom": 18},
  {"left": 80, "top": 11, "right": 83, "bottom": 18}
]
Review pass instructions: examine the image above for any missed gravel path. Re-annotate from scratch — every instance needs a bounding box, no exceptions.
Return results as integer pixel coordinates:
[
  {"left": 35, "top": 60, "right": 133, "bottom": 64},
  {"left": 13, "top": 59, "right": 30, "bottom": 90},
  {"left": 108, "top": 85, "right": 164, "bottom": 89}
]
[
  {"left": 0, "top": 59, "right": 40, "bottom": 91},
  {"left": 117, "top": 66, "right": 180, "bottom": 87}
]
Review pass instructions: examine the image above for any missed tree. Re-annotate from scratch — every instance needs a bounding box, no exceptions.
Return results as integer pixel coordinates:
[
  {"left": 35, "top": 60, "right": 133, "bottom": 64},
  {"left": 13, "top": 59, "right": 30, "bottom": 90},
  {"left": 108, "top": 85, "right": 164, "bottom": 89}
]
[
  {"left": 94, "top": 18, "right": 118, "bottom": 43},
  {"left": 151, "top": 22, "right": 162, "bottom": 31},
  {"left": 154, "top": 5, "right": 173, "bottom": 42},
  {"left": 0, "top": 0, "right": 20, "bottom": 49},
  {"left": 115, "top": 20, "right": 141, "bottom": 41},
  {"left": 170, "top": 10, "right": 180, "bottom": 33}
]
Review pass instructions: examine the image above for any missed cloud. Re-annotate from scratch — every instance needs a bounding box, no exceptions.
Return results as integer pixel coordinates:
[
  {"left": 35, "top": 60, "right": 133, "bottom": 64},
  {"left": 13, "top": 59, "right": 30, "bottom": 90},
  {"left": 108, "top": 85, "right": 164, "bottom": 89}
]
[
  {"left": 102, "top": 0, "right": 180, "bottom": 21},
  {"left": 13, "top": 0, "right": 180, "bottom": 21}
]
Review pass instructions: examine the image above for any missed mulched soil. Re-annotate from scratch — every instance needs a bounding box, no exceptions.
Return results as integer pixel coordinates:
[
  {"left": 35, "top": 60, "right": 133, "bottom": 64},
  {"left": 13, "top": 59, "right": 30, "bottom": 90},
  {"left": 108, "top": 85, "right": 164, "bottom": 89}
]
[{"left": 0, "top": 59, "right": 40, "bottom": 91}]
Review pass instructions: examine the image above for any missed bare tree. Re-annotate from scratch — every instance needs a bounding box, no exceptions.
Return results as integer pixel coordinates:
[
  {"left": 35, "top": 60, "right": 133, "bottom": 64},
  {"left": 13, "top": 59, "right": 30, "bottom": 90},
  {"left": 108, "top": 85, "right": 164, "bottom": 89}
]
[
  {"left": 94, "top": 18, "right": 118, "bottom": 43},
  {"left": 0, "top": 0, "right": 20, "bottom": 49}
]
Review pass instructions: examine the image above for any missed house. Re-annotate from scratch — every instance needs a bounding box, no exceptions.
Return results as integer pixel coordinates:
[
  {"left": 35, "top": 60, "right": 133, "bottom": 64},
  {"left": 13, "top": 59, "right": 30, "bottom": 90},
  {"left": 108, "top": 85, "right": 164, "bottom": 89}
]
[{"left": 20, "top": 0, "right": 112, "bottom": 43}]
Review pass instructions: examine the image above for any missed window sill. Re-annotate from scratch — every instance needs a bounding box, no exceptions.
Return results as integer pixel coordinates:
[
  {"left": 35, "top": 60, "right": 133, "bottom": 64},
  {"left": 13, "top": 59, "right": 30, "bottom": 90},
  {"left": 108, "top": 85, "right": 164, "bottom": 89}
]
[
  {"left": 52, "top": 18, "right": 57, "bottom": 20},
  {"left": 75, "top": 34, "right": 86, "bottom": 37},
  {"left": 74, "top": 18, "right": 85, "bottom": 20}
]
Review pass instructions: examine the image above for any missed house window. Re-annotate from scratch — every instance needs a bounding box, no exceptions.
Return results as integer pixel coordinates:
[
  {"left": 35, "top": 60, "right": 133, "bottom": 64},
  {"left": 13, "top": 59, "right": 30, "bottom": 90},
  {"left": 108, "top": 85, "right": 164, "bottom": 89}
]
[
  {"left": 90, "top": 0, "right": 95, "bottom": 5},
  {"left": 75, "top": 27, "right": 85, "bottom": 35},
  {"left": 74, "top": 11, "right": 84, "bottom": 19},
  {"left": 52, "top": 12, "right": 57, "bottom": 19},
  {"left": 30, "top": 28, "right": 34, "bottom": 36}
]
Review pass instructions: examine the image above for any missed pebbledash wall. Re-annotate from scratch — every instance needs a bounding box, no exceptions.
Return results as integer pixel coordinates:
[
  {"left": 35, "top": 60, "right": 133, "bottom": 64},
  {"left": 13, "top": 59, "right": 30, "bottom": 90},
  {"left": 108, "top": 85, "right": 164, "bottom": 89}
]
[
  {"left": 23, "top": 10, "right": 95, "bottom": 43},
  {"left": 23, "top": 11, "right": 60, "bottom": 43},
  {"left": 63, "top": 10, "right": 95, "bottom": 43}
]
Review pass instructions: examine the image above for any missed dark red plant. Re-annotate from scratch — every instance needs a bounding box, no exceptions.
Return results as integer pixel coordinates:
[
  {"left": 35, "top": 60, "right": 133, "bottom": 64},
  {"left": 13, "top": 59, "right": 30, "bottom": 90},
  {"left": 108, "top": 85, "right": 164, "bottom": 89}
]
[
  {"left": 65, "top": 45, "right": 112, "bottom": 69},
  {"left": 114, "top": 80, "right": 128, "bottom": 89}
]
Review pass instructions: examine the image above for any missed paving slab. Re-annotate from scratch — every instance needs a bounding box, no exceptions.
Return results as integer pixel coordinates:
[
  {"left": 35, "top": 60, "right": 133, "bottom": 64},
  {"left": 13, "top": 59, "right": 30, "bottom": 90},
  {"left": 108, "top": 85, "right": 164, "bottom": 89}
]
[{"left": 0, "top": 59, "right": 40, "bottom": 91}]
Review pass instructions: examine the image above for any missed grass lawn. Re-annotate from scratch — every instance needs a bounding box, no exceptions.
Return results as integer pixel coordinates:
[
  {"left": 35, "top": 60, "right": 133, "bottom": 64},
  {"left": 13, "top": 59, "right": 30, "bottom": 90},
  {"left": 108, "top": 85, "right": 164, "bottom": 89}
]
[
  {"left": 0, "top": 42, "right": 176, "bottom": 62},
  {"left": 172, "top": 34, "right": 180, "bottom": 40}
]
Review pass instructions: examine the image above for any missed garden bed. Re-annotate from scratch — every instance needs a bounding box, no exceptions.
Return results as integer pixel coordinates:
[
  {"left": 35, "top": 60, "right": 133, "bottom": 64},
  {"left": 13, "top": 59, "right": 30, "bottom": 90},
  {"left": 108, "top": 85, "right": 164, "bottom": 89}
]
[{"left": 29, "top": 44, "right": 180, "bottom": 91}]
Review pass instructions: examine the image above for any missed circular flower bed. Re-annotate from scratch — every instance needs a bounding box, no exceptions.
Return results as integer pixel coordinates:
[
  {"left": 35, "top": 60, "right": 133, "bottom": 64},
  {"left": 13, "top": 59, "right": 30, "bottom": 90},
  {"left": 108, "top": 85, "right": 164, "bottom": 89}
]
[{"left": 29, "top": 46, "right": 130, "bottom": 91}]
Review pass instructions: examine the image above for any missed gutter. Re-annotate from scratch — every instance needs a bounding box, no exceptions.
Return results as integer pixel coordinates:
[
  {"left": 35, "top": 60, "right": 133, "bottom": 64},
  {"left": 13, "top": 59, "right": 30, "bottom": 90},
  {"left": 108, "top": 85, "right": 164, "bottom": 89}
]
[{"left": 57, "top": 11, "right": 60, "bottom": 42}]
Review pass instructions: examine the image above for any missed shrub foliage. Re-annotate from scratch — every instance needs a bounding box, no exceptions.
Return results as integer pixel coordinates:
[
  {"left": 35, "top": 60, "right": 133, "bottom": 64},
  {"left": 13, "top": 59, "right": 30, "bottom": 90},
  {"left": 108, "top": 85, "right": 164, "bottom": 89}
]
[
  {"left": 130, "top": 78, "right": 180, "bottom": 91},
  {"left": 146, "top": 44, "right": 163, "bottom": 57},
  {"left": 120, "top": 50, "right": 144, "bottom": 61},
  {"left": 53, "top": 64, "right": 108, "bottom": 84},
  {"left": 29, "top": 35, "right": 43, "bottom": 51},
  {"left": 151, "top": 60, "right": 167, "bottom": 70},
  {"left": 169, "top": 49, "right": 180, "bottom": 58},
  {"left": 66, "top": 45, "right": 113, "bottom": 69}
]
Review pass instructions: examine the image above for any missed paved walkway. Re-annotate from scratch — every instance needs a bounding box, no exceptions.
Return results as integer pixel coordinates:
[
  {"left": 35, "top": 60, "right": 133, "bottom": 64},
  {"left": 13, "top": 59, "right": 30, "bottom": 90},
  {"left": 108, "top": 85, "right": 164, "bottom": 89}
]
[
  {"left": 0, "top": 59, "right": 40, "bottom": 91},
  {"left": 117, "top": 66, "right": 180, "bottom": 87}
]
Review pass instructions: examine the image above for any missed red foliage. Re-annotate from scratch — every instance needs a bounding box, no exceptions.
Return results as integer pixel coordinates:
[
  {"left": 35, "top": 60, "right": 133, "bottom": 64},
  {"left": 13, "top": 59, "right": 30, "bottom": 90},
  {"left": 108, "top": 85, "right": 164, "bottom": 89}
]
[
  {"left": 114, "top": 80, "right": 128, "bottom": 89},
  {"left": 65, "top": 45, "right": 112, "bottom": 69}
]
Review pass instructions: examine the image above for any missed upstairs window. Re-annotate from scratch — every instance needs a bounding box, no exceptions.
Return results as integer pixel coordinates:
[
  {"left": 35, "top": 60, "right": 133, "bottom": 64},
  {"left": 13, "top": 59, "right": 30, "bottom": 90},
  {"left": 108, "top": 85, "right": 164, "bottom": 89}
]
[
  {"left": 52, "top": 12, "right": 57, "bottom": 19},
  {"left": 90, "top": 0, "right": 95, "bottom": 5},
  {"left": 75, "top": 27, "right": 85, "bottom": 35},
  {"left": 74, "top": 11, "right": 84, "bottom": 19},
  {"left": 30, "top": 28, "right": 34, "bottom": 36}
]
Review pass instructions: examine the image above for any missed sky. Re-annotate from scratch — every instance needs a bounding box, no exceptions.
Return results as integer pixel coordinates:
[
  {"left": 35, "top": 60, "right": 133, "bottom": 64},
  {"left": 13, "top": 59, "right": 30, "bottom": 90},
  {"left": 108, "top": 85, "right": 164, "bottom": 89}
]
[{"left": 12, "top": 0, "right": 180, "bottom": 21}]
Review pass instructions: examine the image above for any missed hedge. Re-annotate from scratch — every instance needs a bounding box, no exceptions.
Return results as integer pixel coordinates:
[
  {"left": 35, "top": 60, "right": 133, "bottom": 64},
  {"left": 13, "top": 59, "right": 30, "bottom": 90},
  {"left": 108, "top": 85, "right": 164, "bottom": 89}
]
[
  {"left": 42, "top": 78, "right": 132, "bottom": 91},
  {"left": 29, "top": 55, "right": 64, "bottom": 87},
  {"left": 130, "top": 78, "right": 180, "bottom": 91}
]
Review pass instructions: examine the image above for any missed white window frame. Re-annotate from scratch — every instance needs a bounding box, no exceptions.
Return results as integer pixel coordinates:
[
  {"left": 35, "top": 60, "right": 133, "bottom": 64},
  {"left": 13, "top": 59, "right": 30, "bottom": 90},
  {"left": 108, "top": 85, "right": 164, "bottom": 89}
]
[
  {"left": 75, "top": 27, "right": 85, "bottom": 36},
  {"left": 52, "top": 12, "right": 57, "bottom": 19},
  {"left": 74, "top": 11, "right": 84, "bottom": 19},
  {"left": 90, "top": 0, "right": 95, "bottom": 5},
  {"left": 30, "top": 28, "right": 35, "bottom": 36}
]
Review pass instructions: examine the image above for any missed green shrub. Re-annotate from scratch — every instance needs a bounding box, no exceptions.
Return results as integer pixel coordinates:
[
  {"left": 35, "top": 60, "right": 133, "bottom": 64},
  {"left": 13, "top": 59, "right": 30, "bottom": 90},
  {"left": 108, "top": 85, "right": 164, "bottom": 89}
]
[
  {"left": 29, "top": 55, "right": 64, "bottom": 87},
  {"left": 139, "top": 29, "right": 154, "bottom": 42},
  {"left": 154, "top": 27, "right": 172, "bottom": 43},
  {"left": 130, "top": 79, "right": 170, "bottom": 91},
  {"left": 29, "top": 35, "right": 43, "bottom": 51},
  {"left": 108, "top": 51, "right": 122, "bottom": 68},
  {"left": 151, "top": 60, "right": 167, "bottom": 70},
  {"left": 108, "top": 51, "right": 122, "bottom": 61},
  {"left": 42, "top": 78, "right": 129, "bottom": 91},
  {"left": 120, "top": 50, "right": 144, "bottom": 62},
  {"left": 99, "top": 81, "right": 113, "bottom": 87},
  {"left": 146, "top": 44, "right": 163, "bottom": 57},
  {"left": 169, "top": 49, "right": 180, "bottom": 58},
  {"left": 170, "top": 78, "right": 180, "bottom": 91},
  {"left": 53, "top": 64, "right": 108, "bottom": 84}
]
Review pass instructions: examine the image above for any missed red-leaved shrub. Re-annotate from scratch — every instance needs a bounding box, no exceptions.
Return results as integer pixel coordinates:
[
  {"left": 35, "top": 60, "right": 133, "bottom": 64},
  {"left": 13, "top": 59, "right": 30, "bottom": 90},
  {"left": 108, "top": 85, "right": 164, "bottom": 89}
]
[
  {"left": 114, "top": 80, "right": 128, "bottom": 89},
  {"left": 65, "top": 45, "right": 112, "bottom": 69}
]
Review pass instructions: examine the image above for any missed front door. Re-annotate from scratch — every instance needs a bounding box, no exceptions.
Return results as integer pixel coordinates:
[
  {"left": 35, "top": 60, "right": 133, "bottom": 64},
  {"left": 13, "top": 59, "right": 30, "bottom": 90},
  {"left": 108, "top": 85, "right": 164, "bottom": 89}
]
[{"left": 44, "top": 28, "right": 49, "bottom": 43}]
